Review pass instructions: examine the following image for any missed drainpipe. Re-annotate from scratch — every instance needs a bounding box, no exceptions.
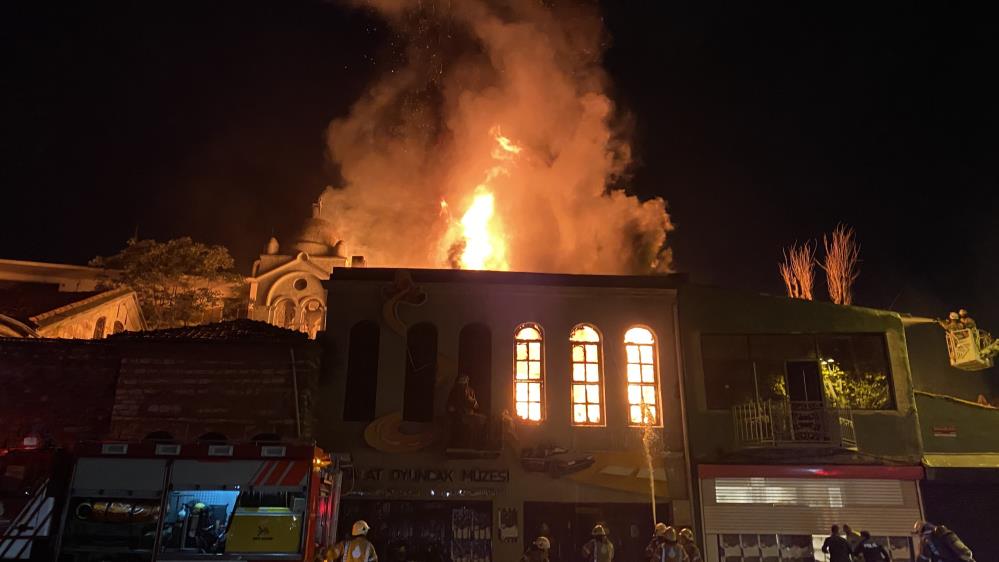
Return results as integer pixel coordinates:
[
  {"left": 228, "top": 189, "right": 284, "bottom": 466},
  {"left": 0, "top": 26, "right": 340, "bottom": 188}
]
[
  {"left": 671, "top": 302, "right": 698, "bottom": 535},
  {"left": 290, "top": 347, "right": 302, "bottom": 439}
]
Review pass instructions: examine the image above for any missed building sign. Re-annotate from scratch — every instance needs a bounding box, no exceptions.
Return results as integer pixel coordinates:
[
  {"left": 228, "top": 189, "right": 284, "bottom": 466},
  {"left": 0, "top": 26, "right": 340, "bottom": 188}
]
[
  {"left": 358, "top": 468, "right": 510, "bottom": 483},
  {"left": 932, "top": 426, "right": 957, "bottom": 438}
]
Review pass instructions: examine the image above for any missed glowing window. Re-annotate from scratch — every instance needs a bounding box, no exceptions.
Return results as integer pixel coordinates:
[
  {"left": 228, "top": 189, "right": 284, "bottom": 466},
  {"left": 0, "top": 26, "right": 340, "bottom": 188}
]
[
  {"left": 514, "top": 323, "right": 544, "bottom": 422},
  {"left": 625, "top": 326, "right": 660, "bottom": 425},
  {"left": 569, "top": 324, "right": 604, "bottom": 425}
]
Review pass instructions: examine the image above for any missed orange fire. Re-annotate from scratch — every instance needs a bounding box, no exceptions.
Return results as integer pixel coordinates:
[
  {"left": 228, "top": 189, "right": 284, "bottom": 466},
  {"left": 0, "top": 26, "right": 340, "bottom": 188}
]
[{"left": 441, "top": 127, "right": 520, "bottom": 270}]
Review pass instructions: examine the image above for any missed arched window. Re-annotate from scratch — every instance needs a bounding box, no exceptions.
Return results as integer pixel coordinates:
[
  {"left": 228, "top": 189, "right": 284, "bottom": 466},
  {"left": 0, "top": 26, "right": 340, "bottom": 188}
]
[
  {"left": 625, "top": 326, "right": 660, "bottom": 426},
  {"left": 112, "top": 320, "right": 125, "bottom": 334},
  {"left": 570, "top": 324, "right": 604, "bottom": 425},
  {"left": 344, "top": 321, "right": 380, "bottom": 421},
  {"left": 514, "top": 323, "right": 544, "bottom": 422},
  {"left": 92, "top": 317, "right": 107, "bottom": 339},
  {"left": 273, "top": 299, "right": 296, "bottom": 329},
  {"left": 459, "top": 324, "right": 492, "bottom": 413},
  {"left": 302, "top": 299, "right": 325, "bottom": 338},
  {"left": 403, "top": 322, "right": 437, "bottom": 423}
]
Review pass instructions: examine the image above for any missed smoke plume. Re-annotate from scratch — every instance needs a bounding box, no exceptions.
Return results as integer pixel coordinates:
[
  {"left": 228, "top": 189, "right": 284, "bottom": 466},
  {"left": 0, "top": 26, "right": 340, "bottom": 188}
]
[{"left": 323, "top": 0, "right": 673, "bottom": 274}]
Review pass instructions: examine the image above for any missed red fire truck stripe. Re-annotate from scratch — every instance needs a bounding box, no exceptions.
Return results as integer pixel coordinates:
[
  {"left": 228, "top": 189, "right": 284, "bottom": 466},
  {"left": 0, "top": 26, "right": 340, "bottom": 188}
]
[
  {"left": 252, "top": 461, "right": 275, "bottom": 486},
  {"left": 281, "top": 460, "right": 310, "bottom": 486},
  {"left": 264, "top": 460, "right": 291, "bottom": 486}
]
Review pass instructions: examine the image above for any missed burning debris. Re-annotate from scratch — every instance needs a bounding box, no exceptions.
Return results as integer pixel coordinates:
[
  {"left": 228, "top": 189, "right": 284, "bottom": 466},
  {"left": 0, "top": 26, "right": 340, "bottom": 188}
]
[{"left": 322, "top": 0, "right": 673, "bottom": 273}]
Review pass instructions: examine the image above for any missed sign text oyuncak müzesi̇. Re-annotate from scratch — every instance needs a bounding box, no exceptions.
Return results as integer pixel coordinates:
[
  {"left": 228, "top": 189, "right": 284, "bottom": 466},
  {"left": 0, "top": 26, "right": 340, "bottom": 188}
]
[{"left": 358, "top": 468, "right": 510, "bottom": 483}]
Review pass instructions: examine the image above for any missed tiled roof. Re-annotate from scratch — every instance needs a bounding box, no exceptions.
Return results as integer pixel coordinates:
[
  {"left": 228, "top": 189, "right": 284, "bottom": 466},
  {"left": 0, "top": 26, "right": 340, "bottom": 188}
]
[
  {"left": 0, "top": 283, "right": 106, "bottom": 326},
  {"left": 109, "top": 319, "right": 308, "bottom": 343}
]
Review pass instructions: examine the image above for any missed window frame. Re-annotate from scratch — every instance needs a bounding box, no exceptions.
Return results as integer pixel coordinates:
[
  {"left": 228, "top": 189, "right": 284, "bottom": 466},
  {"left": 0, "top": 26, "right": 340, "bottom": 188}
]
[
  {"left": 699, "top": 332, "right": 898, "bottom": 412},
  {"left": 569, "top": 324, "right": 606, "bottom": 427},
  {"left": 513, "top": 322, "right": 546, "bottom": 424},
  {"left": 624, "top": 325, "right": 663, "bottom": 427}
]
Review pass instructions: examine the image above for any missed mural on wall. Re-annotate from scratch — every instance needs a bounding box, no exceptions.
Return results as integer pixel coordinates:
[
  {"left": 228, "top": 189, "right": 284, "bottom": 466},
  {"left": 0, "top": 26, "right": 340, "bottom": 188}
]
[
  {"left": 381, "top": 269, "right": 428, "bottom": 337},
  {"left": 364, "top": 412, "right": 440, "bottom": 453},
  {"left": 368, "top": 269, "right": 674, "bottom": 500}
]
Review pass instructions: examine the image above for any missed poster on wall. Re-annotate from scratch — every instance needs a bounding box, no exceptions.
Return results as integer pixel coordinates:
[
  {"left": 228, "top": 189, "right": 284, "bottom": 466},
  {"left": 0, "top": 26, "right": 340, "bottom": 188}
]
[
  {"left": 339, "top": 499, "right": 492, "bottom": 562},
  {"left": 498, "top": 507, "right": 518, "bottom": 543}
]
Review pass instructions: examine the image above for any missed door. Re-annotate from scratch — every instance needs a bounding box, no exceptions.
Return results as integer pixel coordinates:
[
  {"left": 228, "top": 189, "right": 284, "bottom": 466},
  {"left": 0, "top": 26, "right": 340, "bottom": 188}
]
[{"left": 784, "top": 361, "right": 825, "bottom": 441}]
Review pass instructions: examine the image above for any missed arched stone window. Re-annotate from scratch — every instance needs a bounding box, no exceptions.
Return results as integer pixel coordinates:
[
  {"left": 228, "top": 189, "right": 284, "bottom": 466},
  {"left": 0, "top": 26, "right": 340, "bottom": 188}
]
[
  {"left": 513, "top": 323, "right": 544, "bottom": 422},
  {"left": 570, "top": 324, "right": 604, "bottom": 425},
  {"left": 624, "top": 326, "right": 661, "bottom": 426}
]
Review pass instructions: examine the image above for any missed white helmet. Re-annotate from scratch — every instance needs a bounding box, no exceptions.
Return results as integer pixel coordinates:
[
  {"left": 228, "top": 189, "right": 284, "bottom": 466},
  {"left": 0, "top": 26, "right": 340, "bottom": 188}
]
[
  {"left": 352, "top": 520, "right": 370, "bottom": 536},
  {"left": 534, "top": 536, "right": 551, "bottom": 550}
]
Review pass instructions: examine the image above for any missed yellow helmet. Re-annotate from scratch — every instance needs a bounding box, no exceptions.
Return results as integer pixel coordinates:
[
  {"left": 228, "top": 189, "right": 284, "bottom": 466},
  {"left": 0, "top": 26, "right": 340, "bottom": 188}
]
[
  {"left": 663, "top": 526, "right": 678, "bottom": 542},
  {"left": 679, "top": 528, "right": 694, "bottom": 541},
  {"left": 352, "top": 520, "right": 370, "bottom": 536},
  {"left": 193, "top": 502, "right": 207, "bottom": 511},
  {"left": 654, "top": 522, "right": 668, "bottom": 537},
  {"left": 534, "top": 536, "right": 551, "bottom": 550},
  {"left": 592, "top": 524, "right": 607, "bottom": 537}
]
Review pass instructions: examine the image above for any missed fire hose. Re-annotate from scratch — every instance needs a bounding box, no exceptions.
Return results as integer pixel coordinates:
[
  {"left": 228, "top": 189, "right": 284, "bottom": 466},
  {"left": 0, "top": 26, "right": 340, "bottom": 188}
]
[{"left": 75, "top": 501, "right": 160, "bottom": 523}]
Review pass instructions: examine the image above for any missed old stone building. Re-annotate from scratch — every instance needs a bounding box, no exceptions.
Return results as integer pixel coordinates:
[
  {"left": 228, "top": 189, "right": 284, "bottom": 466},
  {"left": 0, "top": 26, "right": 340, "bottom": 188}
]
[
  {"left": 246, "top": 195, "right": 364, "bottom": 338},
  {"left": 319, "top": 267, "right": 691, "bottom": 562},
  {"left": 0, "top": 258, "right": 145, "bottom": 338}
]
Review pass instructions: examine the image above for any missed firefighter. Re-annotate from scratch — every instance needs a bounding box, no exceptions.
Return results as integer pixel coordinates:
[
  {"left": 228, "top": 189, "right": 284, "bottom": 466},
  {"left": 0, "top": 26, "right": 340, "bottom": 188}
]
[
  {"left": 843, "top": 524, "right": 863, "bottom": 562},
  {"left": 645, "top": 523, "right": 669, "bottom": 559},
  {"left": 958, "top": 310, "right": 976, "bottom": 330},
  {"left": 913, "top": 521, "right": 975, "bottom": 562},
  {"left": 324, "top": 520, "right": 378, "bottom": 562},
  {"left": 852, "top": 531, "right": 890, "bottom": 562},
  {"left": 939, "top": 313, "right": 961, "bottom": 331},
  {"left": 647, "top": 526, "right": 687, "bottom": 562},
  {"left": 678, "top": 528, "right": 701, "bottom": 562},
  {"left": 581, "top": 524, "right": 614, "bottom": 562},
  {"left": 521, "top": 536, "right": 551, "bottom": 562}
]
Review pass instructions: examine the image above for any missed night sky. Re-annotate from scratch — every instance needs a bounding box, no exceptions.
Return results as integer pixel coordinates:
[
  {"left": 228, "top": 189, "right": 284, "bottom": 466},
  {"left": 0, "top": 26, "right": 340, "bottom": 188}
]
[{"left": 3, "top": 2, "right": 996, "bottom": 324}]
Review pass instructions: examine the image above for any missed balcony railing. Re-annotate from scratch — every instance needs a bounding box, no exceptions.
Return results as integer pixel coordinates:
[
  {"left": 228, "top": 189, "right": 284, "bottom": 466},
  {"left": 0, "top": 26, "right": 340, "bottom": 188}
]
[{"left": 732, "top": 400, "right": 858, "bottom": 450}]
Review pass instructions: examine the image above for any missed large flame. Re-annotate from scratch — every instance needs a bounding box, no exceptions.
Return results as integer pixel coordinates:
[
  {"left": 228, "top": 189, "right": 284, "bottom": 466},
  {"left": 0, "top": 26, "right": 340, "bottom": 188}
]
[
  {"left": 322, "top": 1, "right": 674, "bottom": 275},
  {"left": 441, "top": 127, "right": 520, "bottom": 270}
]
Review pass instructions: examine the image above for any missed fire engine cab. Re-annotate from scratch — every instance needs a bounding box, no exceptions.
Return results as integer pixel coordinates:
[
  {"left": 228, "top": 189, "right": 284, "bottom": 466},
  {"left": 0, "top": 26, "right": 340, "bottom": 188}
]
[{"left": 50, "top": 441, "right": 341, "bottom": 562}]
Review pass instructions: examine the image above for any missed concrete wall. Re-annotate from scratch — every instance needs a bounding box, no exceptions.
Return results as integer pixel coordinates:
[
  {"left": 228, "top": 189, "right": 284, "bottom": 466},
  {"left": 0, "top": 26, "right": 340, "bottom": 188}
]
[{"left": 319, "top": 269, "right": 690, "bottom": 561}]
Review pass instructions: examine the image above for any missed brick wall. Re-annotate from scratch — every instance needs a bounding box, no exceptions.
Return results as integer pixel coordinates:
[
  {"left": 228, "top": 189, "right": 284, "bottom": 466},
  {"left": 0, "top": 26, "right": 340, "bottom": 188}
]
[
  {"left": 0, "top": 338, "right": 119, "bottom": 447},
  {"left": 108, "top": 341, "right": 320, "bottom": 442},
  {"left": 0, "top": 327, "right": 321, "bottom": 448}
]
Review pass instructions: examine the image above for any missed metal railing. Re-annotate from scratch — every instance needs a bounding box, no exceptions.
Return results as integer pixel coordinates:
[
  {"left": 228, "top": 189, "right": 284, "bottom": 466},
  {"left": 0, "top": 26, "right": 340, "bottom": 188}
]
[{"left": 733, "top": 400, "right": 857, "bottom": 450}]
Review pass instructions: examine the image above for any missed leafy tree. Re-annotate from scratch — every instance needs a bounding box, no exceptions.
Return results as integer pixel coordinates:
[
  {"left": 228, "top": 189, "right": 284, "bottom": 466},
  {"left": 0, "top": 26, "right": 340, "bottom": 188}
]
[{"left": 91, "top": 238, "right": 246, "bottom": 330}]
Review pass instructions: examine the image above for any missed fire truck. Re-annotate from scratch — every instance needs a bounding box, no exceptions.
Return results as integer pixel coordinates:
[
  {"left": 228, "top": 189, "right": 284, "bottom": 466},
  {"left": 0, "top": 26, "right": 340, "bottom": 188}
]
[
  {"left": 2, "top": 441, "right": 342, "bottom": 562},
  {"left": 0, "top": 443, "right": 73, "bottom": 560}
]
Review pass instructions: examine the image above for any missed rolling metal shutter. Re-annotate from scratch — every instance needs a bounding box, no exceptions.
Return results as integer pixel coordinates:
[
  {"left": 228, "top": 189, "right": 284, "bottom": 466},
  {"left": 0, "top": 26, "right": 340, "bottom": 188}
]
[{"left": 701, "top": 477, "right": 922, "bottom": 536}]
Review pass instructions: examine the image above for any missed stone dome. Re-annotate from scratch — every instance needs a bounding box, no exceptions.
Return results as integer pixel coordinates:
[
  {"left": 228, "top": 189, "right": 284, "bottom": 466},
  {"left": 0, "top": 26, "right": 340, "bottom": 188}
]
[{"left": 292, "top": 202, "right": 340, "bottom": 256}]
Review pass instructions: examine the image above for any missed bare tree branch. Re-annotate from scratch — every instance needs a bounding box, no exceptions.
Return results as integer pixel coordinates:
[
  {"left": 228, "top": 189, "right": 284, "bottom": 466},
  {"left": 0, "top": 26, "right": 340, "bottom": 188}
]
[
  {"left": 820, "top": 224, "right": 861, "bottom": 305},
  {"left": 779, "top": 241, "right": 816, "bottom": 300}
]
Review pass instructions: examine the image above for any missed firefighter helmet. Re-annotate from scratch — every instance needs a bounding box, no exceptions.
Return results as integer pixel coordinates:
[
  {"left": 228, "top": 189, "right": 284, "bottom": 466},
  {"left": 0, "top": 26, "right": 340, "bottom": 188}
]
[
  {"left": 592, "top": 524, "right": 607, "bottom": 537},
  {"left": 654, "top": 522, "right": 668, "bottom": 536},
  {"left": 663, "top": 526, "right": 678, "bottom": 542},
  {"left": 193, "top": 502, "right": 207, "bottom": 512},
  {"left": 534, "top": 536, "right": 551, "bottom": 550},
  {"left": 352, "top": 520, "right": 371, "bottom": 536},
  {"left": 679, "top": 528, "right": 694, "bottom": 541},
  {"left": 912, "top": 520, "right": 936, "bottom": 535}
]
